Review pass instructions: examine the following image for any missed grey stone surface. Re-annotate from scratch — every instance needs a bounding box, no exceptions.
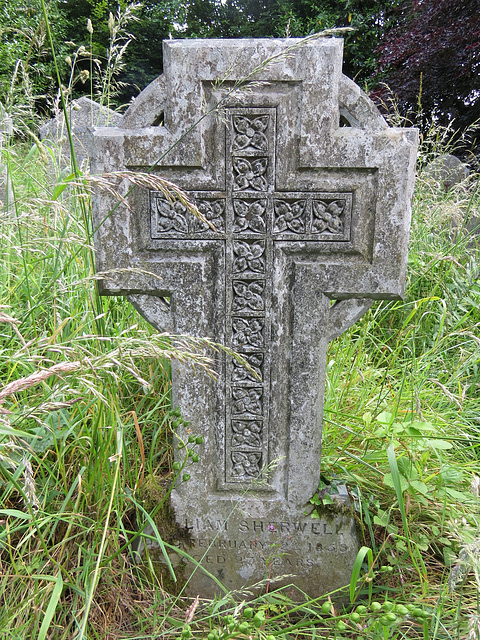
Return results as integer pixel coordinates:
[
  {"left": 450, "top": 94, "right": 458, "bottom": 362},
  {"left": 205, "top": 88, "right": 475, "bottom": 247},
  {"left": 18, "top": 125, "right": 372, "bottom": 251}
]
[
  {"left": 424, "top": 154, "right": 470, "bottom": 190},
  {"left": 40, "top": 96, "right": 121, "bottom": 166},
  {"left": 90, "top": 38, "right": 418, "bottom": 598}
]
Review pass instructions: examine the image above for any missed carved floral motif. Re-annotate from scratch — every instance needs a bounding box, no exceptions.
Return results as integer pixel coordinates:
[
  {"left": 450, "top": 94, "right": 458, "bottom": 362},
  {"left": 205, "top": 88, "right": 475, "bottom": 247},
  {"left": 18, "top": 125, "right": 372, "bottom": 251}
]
[
  {"left": 152, "top": 196, "right": 188, "bottom": 233},
  {"left": 232, "top": 387, "right": 262, "bottom": 415},
  {"left": 232, "top": 352, "right": 263, "bottom": 383},
  {"left": 231, "top": 451, "right": 262, "bottom": 478},
  {"left": 233, "top": 158, "right": 268, "bottom": 191},
  {"left": 191, "top": 198, "right": 225, "bottom": 232},
  {"left": 311, "top": 199, "right": 345, "bottom": 234},
  {"left": 273, "top": 199, "right": 307, "bottom": 233},
  {"left": 232, "top": 420, "right": 262, "bottom": 448},
  {"left": 233, "top": 199, "right": 266, "bottom": 233},
  {"left": 232, "top": 115, "right": 269, "bottom": 152},
  {"left": 232, "top": 280, "right": 265, "bottom": 312},
  {"left": 231, "top": 317, "right": 264, "bottom": 349},
  {"left": 233, "top": 240, "right": 265, "bottom": 274}
]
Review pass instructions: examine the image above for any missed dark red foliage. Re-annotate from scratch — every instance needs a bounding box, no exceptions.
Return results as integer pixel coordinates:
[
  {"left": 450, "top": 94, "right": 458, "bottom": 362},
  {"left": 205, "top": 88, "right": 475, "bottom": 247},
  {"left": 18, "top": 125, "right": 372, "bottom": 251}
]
[{"left": 373, "top": 0, "right": 480, "bottom": 132}]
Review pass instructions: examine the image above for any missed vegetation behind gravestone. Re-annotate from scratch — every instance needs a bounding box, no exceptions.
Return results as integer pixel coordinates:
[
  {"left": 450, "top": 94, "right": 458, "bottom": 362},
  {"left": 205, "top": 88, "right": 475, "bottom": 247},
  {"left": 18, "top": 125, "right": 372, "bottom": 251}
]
[
  {"left": 0, "top": 4, "right": 480, "bottom": 639},
  {"left": 2, "top": 0, "right": 480, "bottom": 144},
  {"left": 373, "top": 0, "right": 480, "bottom": 138}
]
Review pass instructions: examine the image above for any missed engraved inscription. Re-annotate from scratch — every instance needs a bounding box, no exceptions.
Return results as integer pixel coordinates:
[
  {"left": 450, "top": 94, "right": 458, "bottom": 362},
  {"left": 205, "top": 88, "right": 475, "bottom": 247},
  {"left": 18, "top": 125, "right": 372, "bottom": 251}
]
[
  {"left": 231, "top": 420, "right": 262, "bottom": 448},
  {"left": 233, "top": 240, "right": 266, "bottom": 274},
  {"left": 231, "top": 451, "right": 262, "bottom": 478},
  {"left": 185, "top": 518, "right": 347, "bottom": 537},
  {"left": 231, "top": 317, "right": 265, "bottom": 350},
  {"left": 233, "top": 157, "right": 268, "bottom": 191},
  {"left": 273, "top": 199, "right": 307, "bottom": 234},
  {"left": 232, "top": 280, "right": 265, "bottom": 312},
  {"left": 232, "top": 352, "right": 263, "bottom": 383},
  {"left": 312, "top": 199, "right": 345, "bottom": 234},
  {"left": 232, "top": 115, "right": 269, "bottom": 152},
  {"left": 233, "top": 199, "right": 267, "bottom": 233}
]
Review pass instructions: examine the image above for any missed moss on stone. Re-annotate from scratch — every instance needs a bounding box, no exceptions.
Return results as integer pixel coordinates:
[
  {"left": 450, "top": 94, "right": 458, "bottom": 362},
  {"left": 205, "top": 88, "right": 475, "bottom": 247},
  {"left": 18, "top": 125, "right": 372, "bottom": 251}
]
[{"left": 136, "top": 473, "right": 192, "bottom": 594}]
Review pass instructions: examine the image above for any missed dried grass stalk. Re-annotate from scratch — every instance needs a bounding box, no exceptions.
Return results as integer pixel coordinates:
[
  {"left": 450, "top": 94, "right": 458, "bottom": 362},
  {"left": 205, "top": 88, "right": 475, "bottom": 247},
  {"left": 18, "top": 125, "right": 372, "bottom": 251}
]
[{"left": 0, "top": 361, "right": 82, "bottom": 404}]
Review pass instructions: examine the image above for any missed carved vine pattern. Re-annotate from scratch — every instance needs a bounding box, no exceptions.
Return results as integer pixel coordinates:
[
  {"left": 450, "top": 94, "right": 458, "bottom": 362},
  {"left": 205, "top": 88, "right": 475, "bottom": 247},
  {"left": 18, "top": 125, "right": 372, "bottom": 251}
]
[
  {"left": 232, "top": 353, "right": 263, "bottom": 383},
  {"left": 231, "top": 317, "right": 264, "bottom": 349},
  {"left": 150, "top": 110, "right": 352, "bottom": 485},
  {"left": 233, "top": 240, "right": 265, "bottom": 274},
  {"left": 231, "top": 451, "right": 262, "bottom": 478},
  {"left": 152, "top": 197, "right": 188, "bottom": 233},
  {"left": 192, "top": 199, "right": 226, "bottom": 232},
  {"left": 152, "top": 195, "right": 226, "bottom": 234},
  {"left": 273, "top": 199, "right": 307, "bottom": 234},
  {"left": 232, "top": 280, "right": 265, "bottom": 312},
  {"left": 232, "top": 387, "right": 263, "bottom": 416},
  {"left": 232, "top": 420, "right": 262, "bottom": 448}
]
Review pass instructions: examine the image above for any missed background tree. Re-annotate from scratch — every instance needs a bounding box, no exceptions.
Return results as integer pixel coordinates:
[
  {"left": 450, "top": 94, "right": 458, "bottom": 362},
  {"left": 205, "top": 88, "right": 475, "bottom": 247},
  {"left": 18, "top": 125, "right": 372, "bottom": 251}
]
[
  {"left": 2, "top": 0, "right": 479, "bottom": 145},
  {"left": 0, "top": 0, "right": 68, "bottom": 128},
  {"left": 374, "top": 0, "right": 480, "bottom": 134},
  {"left": 61, "top": 0, "right": 182, "bottom": 103},
  {"left": 179, "top": 0, "right": 399, "bottom": 87},
  {"left": 58, "top": 0, "right": 401, "bottom": 109}
]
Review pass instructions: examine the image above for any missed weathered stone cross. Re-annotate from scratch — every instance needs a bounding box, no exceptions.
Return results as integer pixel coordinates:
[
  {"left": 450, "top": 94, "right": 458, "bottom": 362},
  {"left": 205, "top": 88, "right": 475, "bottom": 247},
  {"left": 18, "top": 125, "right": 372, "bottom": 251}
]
[{"left": 91, "top": 38, "right": 417, "bottom": 597}]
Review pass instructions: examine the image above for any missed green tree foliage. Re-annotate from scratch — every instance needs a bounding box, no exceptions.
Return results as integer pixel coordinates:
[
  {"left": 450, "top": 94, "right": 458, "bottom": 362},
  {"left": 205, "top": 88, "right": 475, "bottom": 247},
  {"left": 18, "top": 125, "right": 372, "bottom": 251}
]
[
  {"left": 0, "top": 0, "right": 68, "bottom": 126},
  {"left": 1, "top": 0, "right": 479, "bottom": 140},
  {"left": 61, "top": 0, "right": 182, "bottom": 101},
  {"left": 180, "top": 0, "right": 399, "bottom": 87},
  {"left": 56, "top": 0, "right": 401, "bottom": 109}
]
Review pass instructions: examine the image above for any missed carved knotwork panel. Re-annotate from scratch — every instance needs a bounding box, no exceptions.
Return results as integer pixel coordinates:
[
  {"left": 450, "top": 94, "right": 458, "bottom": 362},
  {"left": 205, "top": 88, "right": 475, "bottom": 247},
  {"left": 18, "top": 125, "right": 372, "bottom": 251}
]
[{"left": 149, "top": 108, "right": 355, "bottom": 487}]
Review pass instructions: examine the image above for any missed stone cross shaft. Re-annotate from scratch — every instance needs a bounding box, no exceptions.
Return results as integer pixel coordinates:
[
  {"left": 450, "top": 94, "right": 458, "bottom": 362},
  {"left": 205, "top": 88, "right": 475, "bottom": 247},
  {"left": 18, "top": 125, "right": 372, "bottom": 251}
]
[
  {"left": 91, "top": 38, "right": 418, "bottom": 597},
  {"left": 150, "top": 105, "right": 356, "bottom": 491}
]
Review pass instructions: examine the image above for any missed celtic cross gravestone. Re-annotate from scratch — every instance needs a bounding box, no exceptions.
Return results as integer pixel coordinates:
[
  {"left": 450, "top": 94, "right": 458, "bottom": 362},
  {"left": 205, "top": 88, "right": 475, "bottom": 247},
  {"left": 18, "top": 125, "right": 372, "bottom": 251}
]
[{"left": 91, "top": 38, "right": 418, "bottom": 597}]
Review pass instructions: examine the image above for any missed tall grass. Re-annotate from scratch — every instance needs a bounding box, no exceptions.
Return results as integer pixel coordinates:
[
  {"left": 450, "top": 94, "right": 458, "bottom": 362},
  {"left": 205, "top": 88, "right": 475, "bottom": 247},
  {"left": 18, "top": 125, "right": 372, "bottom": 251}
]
[
  {"left": 1, "top": 8, "right": 480, "bottom": 638},
  {"left": 1, "top": 131, "right": 479, "bottom": 640}
]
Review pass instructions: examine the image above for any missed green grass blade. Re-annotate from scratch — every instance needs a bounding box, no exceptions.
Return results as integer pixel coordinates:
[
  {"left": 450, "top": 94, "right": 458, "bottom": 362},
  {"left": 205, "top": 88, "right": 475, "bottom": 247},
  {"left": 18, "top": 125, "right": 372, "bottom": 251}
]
[
  {"left": 387, "top": 442, "right": 426, "bottom": 586},
  {"left": 350, "top": 545, "right": 373, "bottom": 603},
  {"left": 129, "top": 494, "right": 177, "bottom": 583},
  {"left": 38, "top": 570, "right": 63, "bottom": 640}
]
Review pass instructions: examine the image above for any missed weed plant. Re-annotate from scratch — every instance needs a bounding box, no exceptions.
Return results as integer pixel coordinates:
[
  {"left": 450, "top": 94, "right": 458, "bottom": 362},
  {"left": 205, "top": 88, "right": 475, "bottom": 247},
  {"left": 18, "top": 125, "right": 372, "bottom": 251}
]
[{"left": 1, "top": 7, "right": 480, "bottom": 640}]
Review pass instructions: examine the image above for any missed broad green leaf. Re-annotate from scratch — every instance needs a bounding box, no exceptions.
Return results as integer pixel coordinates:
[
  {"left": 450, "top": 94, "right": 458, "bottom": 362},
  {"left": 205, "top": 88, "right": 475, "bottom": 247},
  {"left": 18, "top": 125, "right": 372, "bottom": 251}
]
[
  {"left": 440, "top": 466, "right": 463, "bottom": 485},
  {"left": 350, "top": 546, "right": 373, "bottom": 603},
  {"left": 445, "top": 487, "right": 473, "bottom": 502},
  {"left": 427, "top": 439, "right": 453, "bottom": 450},
  {"left": 397, "top": 457, "right": 417, "bottom": 478},
  {"left": 410, "top": 421, "right": 435, "bottom": 432},
  {"left": 376, "top": 411, "right": 394, "bottom": 426},
  {"left": 0, "top": 424, "right": 39, "bottom": 439},
  {"left": 38, "top": 571, "right": 63, "bottom": 640},
  {"left": 409, "top": 480, "right": 429, "bottom": 495},
  {"left": 405, "top": 426, "right": 423, "bottom": 437},
  {"left": 383, "top": 472, "right": 409, "bottom": 493}
]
